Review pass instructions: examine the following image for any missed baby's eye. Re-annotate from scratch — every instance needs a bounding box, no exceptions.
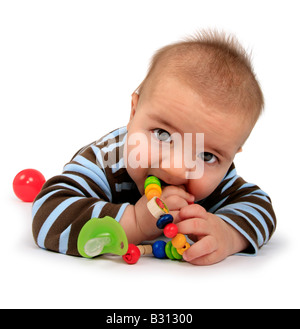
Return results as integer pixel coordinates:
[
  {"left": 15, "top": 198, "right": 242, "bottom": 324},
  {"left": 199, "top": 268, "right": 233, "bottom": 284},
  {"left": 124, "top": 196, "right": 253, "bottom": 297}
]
[
  {"left": 199, "top": 152, "right": 218, "bottom": 164},
  {"left": 153, "top": 128, "right": 172, "bottom": 143}
]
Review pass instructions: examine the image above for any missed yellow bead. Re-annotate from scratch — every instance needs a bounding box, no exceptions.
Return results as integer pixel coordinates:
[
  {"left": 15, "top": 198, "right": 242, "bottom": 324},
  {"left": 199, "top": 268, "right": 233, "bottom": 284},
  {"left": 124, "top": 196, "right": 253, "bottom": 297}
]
[
  {"left": 176, "top": 242, "right": 190, "bottom": 255},
  {"left": 171, "top": 233, "right": 186, "bottom": 249},
  {"left": 145, "top": 184, "right": 162, "bottom": 200}
]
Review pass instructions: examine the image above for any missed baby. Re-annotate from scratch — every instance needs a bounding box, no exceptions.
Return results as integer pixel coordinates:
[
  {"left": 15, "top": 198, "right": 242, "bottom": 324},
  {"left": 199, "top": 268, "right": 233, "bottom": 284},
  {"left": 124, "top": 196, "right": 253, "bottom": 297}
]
[{"left": 32, "top": 30, "right": 276, "bottom": 265}]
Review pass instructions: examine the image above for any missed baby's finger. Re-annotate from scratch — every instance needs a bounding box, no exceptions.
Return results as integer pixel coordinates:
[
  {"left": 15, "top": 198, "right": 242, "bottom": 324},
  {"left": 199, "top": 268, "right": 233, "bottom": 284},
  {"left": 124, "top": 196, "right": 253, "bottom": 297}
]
[
  {"left": 164, "top": 195, "right": 189, "bottom": 212},
  {"left": 176, "top": 218, "right": 210, "bottom": 236},
  {"left": 179, "top": 204, "right": 208, "bottom": 221},
  {"left": 183, "top": 236, "right": 217, "bottom": 263},
  {"left": 169, "top": 210, "right": 180, "bottom": 223},
  {"left": 185, "top": 252, "right": 219, "bottom": 266},
  {"left": 161, "top": 185, "right": 195, "bottom": 203}
]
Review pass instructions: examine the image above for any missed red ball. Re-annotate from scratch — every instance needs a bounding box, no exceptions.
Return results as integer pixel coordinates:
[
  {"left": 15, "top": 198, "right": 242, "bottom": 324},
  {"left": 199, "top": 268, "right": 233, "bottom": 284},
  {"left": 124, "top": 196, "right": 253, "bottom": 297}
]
[
  {"left": 13, "top": 169, "right": 46, "bottom": 202},
  {"left": 122, "top": 244, "right": 141, "bottom": 264},
  {"left": 163, "top": 223, "right": 178, "bottom": 238}
]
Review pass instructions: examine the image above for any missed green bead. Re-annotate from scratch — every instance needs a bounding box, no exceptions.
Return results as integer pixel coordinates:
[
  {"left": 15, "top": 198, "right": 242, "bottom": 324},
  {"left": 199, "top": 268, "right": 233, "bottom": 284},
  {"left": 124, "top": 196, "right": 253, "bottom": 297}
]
[
  {"left": 144, "top": 176, "right": 161, "bottom": 190},
  {"left": 165, "top": 241, "right": 175, "bottom": 260},
  {"left": 171, "top": 245, "right": 183, "bottom": 260}
]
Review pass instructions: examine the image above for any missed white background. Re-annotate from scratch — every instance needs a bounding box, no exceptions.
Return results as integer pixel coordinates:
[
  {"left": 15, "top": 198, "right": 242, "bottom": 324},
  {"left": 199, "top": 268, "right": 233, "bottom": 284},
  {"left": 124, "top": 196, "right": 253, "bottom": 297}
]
[{"left": 1, "top": 0, "right": 299, "bottom": 309}]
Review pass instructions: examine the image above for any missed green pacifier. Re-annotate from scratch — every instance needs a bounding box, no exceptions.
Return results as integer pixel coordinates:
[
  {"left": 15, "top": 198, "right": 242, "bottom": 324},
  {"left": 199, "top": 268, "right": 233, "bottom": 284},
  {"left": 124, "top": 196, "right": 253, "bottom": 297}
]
[{"left": 77, "top": 216, "right": 128, "bottom": 258}]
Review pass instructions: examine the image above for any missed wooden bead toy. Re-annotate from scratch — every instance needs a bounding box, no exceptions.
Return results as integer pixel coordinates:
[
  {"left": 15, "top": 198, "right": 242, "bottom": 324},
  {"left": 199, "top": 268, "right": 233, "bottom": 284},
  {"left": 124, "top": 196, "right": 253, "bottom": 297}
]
[
  {"left": 122, "top": 243, "right": 141, "bottom": 264},
  {"left": 145, "top": 183, "right": 162, "bottom": 200},
  {"left": 144, "top": 176, "right": 161, "bottom": 190},
  {"left": 144, "top": 176, "right": 162, "bottom": 200},
  {"left": 156, "top": 214, "right": 173, "bottom": 229},
  {"left": 176, "top": 242, "right": 191, "bottom": 255},
  {"left": 163, "top": 223, "right": 178, "bottom": 238},
  {"left": 147, "top": 196, "right": 169, "bottom": 219},
  {"left": 146, "top": 189, "right": 161, "bottom": 200},
  {"left": 171, "top": 233, "right": 186, "bottom": 249},
  {"left": 143, "top": 175, "right": 192, "bottom": 263},
  {"left": 171, "top": 245, "right": 183, "bottom": 260},
  {"left": 123, "top": 244, "right": 153, "bottom": 264},
  {"left": 137, "top": 244, "right": 153, "bottom": 255},
  {"left": 165, "top": 241, "right": 183, "bottom": 260},
  {"left": 152, "top": 240, "right": 166, "bottom": 259},
  {"left": 165, "top": 241, "right": 174, "bottom": 259}
]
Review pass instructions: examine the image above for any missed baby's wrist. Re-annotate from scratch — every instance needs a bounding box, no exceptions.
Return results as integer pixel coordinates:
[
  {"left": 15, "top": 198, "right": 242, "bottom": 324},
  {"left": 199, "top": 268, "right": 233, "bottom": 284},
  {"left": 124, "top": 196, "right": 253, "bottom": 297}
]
[
  {"left": 119, "top": 205, "right": 144, "bottom": 244},
  {"left": 120, "top": 197, "right": 155, "bottom": 244},
  {"left": 134, "top": 195, "right": 159, "bottom": 241},
  {"left": 225, "top": 221, "right": 249, "bottom": 255}
]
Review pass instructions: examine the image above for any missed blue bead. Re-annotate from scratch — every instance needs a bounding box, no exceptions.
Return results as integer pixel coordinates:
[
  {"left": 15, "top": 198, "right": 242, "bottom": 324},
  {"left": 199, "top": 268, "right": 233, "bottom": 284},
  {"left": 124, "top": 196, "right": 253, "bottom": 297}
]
[
  {"left": 152, "top": 240, "right": 166, "bottom": 259},
  {"left": 156, "top": 214, "right": 173, "bottom": 229}
]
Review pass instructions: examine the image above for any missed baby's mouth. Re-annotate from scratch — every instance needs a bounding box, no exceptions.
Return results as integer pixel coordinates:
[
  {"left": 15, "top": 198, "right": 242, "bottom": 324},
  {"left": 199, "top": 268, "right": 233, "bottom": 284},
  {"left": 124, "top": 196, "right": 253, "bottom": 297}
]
[{"left": 159, "top": 179, "right": 168, "bottom": 187}]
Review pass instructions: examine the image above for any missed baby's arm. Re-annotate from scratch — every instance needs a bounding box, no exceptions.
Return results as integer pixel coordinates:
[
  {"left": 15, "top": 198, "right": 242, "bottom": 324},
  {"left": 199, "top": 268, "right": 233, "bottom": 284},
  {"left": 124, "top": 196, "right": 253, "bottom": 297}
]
[
  {"left": 32, "top": 129, "right": 135, "bottom": 256},
  {"left": 32, "top": 156, "right": 129, "bottom": 256},
  {"left": 177, "top": 164, "right": 276, "bottom": 265}
]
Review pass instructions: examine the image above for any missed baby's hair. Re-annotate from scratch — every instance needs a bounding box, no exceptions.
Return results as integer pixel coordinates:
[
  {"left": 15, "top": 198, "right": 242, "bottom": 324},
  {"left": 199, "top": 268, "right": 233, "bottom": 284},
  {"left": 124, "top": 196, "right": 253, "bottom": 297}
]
[{"left": 136, "top": 29, "right": 264, "bottom": 124}]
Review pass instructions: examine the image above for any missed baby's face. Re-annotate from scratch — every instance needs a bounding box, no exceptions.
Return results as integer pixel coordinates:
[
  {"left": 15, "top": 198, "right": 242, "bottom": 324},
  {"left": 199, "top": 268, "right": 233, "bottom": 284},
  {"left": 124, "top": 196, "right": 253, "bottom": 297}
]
[{"left": 125, "top": 76, "right": 252, "bottom": 201}]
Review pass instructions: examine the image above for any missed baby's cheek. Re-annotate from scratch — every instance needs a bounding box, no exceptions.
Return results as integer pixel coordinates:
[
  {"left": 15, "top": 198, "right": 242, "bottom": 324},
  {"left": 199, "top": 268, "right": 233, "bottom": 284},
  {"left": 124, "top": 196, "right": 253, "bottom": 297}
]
[{"left": 187, "top": 175, "right": 220, "bottom": 201}]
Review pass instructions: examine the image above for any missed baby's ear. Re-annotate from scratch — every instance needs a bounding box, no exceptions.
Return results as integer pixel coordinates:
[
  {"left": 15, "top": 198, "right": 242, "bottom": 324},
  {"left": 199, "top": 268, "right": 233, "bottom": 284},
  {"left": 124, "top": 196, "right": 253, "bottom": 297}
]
[
  {"left": 130, "top": 92, "right": 139, "bottom": 119},
  {"left": 127, "top": 93, "right": 140, "bottom": 130}
]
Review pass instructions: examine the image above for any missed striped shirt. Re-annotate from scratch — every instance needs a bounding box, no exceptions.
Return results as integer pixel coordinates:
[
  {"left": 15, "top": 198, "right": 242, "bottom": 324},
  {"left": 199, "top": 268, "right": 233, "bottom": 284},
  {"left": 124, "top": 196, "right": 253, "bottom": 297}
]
[{"left": 32, "top": 127, "right": 276, "bottom": 256}]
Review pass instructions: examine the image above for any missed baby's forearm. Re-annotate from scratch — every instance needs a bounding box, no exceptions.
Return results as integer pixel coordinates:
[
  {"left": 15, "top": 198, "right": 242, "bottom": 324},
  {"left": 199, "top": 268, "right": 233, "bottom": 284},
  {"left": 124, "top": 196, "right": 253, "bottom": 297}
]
[
  {"left": 119, "top": 205, "right": 146, "bottom": 244},
  {"left": 120, "top": 194, "right": 163, "bottom": 244}
]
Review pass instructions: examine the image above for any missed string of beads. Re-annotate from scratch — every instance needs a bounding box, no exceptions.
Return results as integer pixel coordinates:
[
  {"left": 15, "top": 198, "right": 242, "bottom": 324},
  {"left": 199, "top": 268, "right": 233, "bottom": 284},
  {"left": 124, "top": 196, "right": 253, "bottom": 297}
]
[
  {"left": 122, "top": 176, "right": 191, "bottom": 264},
  {"left": 145, "top": 176, "right": 191, "bottom": 260}
]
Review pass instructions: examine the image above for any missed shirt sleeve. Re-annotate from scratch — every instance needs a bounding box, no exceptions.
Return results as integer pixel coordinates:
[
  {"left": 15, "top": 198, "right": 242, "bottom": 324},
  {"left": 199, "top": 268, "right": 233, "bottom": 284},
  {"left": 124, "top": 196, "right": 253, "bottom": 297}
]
[
  {"left": 32, "top": 141, "right": 131, "bottom": 256},
  {"left": 200, "top": 164, "right": 276, "bottom": 255}
]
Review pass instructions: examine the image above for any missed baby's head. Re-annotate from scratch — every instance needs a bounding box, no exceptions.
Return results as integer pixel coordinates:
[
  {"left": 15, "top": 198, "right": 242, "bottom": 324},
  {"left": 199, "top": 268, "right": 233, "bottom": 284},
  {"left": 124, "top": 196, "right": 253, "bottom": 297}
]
[{"left": 124, "top": 30, "right": 264, "bottom": 201}]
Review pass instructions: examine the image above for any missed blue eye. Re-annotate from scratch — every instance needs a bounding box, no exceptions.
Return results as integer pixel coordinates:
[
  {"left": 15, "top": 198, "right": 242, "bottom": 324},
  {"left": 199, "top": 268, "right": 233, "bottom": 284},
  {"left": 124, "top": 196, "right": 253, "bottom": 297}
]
[
  {"left": 199, "top": 152, "right": 217, "bottom": 164},
  {"left": 153, "top": 129, "right": 172, "bottom": 143}
]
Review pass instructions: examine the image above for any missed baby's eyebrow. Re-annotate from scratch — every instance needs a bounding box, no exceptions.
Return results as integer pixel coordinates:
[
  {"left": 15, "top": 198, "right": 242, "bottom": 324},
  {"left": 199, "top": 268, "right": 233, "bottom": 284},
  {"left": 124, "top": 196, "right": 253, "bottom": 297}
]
[{"left": 147, "top": 113, "right": 181, "bottom": 133}]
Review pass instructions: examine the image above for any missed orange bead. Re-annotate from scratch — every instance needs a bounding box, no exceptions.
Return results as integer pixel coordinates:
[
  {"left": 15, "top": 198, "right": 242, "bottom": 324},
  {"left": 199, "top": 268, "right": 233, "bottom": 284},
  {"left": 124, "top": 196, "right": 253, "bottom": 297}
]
[
  {"left": 171, "top": 233, "right": 186, "bottom": 249},
  {"left": 145, "top": 188, "right": 161, "bottom": 200},
  {"left": 176, "top": 242, "right": 191, "bottom": 255},
  {"left": 145, "top": 183, "right": 161, "bottom": 195}
]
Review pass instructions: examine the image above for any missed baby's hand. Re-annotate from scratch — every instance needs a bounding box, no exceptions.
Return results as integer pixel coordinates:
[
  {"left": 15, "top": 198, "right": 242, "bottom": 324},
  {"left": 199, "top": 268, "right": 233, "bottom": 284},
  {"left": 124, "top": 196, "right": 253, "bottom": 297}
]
[
  {"left": 133, "top": 185, "right": 195, "bottom": 242},
  {"left": 161, "top": 185, "right": 195, "bottom": 223},
  {"left": 176, "top": 204, "right": 249, "bottom": 265}
]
